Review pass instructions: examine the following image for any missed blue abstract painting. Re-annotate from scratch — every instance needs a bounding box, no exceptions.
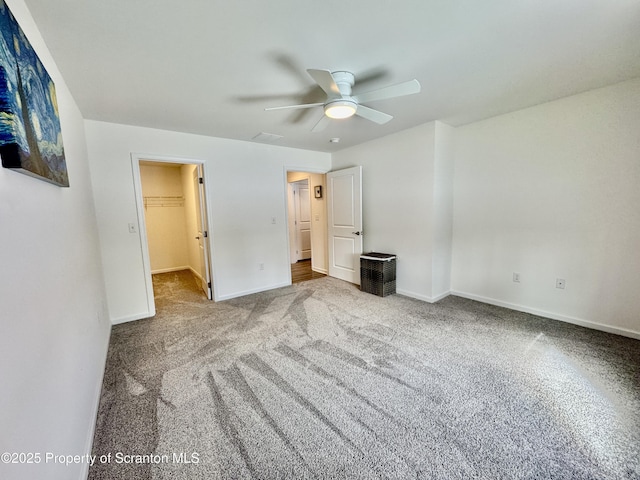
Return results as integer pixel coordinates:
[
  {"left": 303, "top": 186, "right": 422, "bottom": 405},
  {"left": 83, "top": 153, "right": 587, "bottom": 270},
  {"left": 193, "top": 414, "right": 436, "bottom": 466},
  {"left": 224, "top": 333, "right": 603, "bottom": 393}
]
[{"left": 0, "top": 0, "right": 68, "bottom": 186}]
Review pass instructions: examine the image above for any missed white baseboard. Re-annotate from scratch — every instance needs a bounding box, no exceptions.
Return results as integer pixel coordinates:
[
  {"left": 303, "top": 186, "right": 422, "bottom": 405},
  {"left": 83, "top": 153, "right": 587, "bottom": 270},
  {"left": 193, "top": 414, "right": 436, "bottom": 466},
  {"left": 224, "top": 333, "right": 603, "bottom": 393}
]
[
  {"left": 451, "top": 290, "right": 640, "bottom": 340},
  {"left": 189, "top": 266, "right": 203, "bottom": 282},
  {"left": 151, "top": 265, "right": 190, "bottom": 275},
  {"left": 431, "top": 290, "right": 451, "bottom": 302},
  {"left": 312, "top": 266, "right": 328, "bottom": 275},
  {"left": 111, "top": 311, "right": 154, "bottom": 325},
  {"left": 396, "top": 289, "right": 451, "bottom": 304},
  {"left": 79, "top": 325, "right": 111, "bottom": 480},
  {"left": 216, "top": 282, "right": 291, "bottom": 302}
]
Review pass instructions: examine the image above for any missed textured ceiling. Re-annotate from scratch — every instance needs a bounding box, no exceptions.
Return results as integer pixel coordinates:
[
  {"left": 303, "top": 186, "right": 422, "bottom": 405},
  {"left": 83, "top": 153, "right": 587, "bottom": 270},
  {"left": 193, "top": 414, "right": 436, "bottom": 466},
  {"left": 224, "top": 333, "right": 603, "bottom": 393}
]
[{"left": 22, "top": 0, "right": 640, "bottom": 152}]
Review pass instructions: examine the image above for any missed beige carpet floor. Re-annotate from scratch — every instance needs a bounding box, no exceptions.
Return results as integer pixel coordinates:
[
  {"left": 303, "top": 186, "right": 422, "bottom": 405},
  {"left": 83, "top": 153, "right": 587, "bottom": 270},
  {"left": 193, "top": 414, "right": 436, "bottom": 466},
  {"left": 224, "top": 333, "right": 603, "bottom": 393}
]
[{"left": 88, "top": 270, "right": 640, "bottom": 479}]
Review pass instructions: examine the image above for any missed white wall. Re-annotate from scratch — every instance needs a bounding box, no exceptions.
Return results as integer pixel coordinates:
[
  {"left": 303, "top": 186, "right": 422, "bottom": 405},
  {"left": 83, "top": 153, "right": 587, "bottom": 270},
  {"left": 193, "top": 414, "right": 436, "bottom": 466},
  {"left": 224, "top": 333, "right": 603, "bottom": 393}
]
[
  {"left": 140, "top": 164, "right": 189, "bottom": 273},
  {"left": 452, "top": 78, "right": 640, "bottom": 338},
  {"left": 85, "top": 121, "right": 331, "bottom": 322},
  {"left": 0, "top": 1, "right": 110, "bottom": 479},
  {"left": 331, "top": 121, "right": 454, "bottom": 302},
  {"left": 287, "top": 171, "right": 328, "bottom": 274},
  {"left": 432, "top": 122, "right": 455, "bottom": 298}
]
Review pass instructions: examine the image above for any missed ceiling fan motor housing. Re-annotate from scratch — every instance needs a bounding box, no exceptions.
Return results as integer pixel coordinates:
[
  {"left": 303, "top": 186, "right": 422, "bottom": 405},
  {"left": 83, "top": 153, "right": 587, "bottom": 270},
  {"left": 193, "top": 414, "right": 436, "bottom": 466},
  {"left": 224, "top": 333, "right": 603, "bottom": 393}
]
[{"left": 330, "top": 71, "right": 355, "bottom": 96}]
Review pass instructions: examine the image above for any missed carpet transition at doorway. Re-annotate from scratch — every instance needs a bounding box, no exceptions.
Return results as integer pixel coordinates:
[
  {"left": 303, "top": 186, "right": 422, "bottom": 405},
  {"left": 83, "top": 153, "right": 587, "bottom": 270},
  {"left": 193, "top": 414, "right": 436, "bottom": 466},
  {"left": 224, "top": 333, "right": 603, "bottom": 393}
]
[{"left": 89, "top": 271, "right": 640, "bottom": 479}]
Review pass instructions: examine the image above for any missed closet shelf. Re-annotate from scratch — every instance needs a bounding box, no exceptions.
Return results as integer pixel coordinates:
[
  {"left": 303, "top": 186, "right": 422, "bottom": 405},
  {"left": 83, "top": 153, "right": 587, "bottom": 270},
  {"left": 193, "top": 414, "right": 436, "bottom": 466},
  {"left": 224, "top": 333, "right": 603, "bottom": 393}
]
[{"left": 144, "top": 195, "right": 184, "bottom": 208}]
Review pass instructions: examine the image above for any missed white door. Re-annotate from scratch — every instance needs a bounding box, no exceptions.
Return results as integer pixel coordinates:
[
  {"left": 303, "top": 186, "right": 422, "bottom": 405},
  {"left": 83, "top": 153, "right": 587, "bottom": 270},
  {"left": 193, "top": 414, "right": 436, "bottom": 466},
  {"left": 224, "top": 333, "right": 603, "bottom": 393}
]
[
  {"left": 193, "top": 165, "right": 212, "bottom": 299},
  {"left": 295, "top": 182, "right": 312, "bottom": 260},
  {"left": 289, "top": 180, "right": 312, "bottom": 262},
  {"left": 327, "top": 166, "right": 363, "bottom": 284}
]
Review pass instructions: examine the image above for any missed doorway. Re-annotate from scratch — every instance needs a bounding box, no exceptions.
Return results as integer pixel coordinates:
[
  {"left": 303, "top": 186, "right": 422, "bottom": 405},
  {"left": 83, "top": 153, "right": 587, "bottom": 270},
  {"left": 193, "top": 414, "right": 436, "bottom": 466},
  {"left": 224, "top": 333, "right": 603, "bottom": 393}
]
[
  {"left": 132, "top": 155, "right": 213, "bottom": 317},
  {"left": 286, "top": 170, "right": 328, "bottom": 283}
]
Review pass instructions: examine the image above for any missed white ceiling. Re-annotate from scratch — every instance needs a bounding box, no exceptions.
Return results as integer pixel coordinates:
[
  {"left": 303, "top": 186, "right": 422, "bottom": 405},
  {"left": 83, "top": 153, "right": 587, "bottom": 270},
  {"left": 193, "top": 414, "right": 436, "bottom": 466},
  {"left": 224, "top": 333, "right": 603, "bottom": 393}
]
[{"left": 22, "top": 0, "right": 640, "bottom": 152}]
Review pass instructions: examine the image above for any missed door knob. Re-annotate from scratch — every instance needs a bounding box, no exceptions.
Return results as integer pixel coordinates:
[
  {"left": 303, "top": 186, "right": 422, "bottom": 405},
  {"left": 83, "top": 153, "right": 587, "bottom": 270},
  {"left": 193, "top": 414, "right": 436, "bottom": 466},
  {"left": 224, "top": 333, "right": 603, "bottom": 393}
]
[
  {"left": 352, "top": 231, "right": 363, "bottom": 236},
  {"left": 195, "top": 236, "right": 200, "bottom": 239}
]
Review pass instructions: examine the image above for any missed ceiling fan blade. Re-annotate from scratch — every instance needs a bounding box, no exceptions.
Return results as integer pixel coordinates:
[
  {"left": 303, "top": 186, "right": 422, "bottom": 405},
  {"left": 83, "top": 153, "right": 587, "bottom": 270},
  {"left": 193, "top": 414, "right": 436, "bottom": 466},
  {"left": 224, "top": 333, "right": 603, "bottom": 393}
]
[
  {"left": 355, "top": 105, "right": 393, "bottom": 124},
  {"left": 307, "top": 69, "right": 341, "bottom": 98},
  {"left": 311, "top": 115, "right": 331, "bottom": 133},
  {"left": 265, "top": 102, "right": 324, "bottom": 111},
  {"left": 353, "top": 79, "right": 421, "bottom": 104},
  {"left": 236, "top": 93, "right": 302, "bottom": 103}
]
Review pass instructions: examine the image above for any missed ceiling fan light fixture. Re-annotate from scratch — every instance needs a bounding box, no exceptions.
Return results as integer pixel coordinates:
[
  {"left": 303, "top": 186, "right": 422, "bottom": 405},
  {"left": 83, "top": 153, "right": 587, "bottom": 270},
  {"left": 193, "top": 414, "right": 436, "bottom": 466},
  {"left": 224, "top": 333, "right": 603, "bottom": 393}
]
[{"left": 324, "top": 100, "right": 357, "bottom": 119}]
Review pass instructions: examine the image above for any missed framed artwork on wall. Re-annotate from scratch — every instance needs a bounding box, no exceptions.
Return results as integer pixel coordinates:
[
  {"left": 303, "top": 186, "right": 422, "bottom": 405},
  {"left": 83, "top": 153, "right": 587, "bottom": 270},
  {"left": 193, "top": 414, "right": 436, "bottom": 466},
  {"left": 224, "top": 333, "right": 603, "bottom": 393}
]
[{"left": 0, "top": 0, "right": 68, "bottom": 186}]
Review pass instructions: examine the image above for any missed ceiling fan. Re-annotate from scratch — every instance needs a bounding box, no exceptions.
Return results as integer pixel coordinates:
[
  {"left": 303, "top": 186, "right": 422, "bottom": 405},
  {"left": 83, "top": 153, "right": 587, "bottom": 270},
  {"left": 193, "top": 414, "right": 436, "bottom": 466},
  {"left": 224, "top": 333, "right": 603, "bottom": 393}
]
[{"left": 265, "top": 69, "right": 421, "bottom": 132}]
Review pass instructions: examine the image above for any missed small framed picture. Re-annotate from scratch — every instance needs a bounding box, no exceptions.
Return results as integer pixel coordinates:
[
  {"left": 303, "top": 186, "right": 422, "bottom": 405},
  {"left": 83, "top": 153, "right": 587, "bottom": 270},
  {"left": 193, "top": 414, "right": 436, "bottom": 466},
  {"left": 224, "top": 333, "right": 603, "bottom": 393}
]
[{"left": 314, "top": 185, "right": 322, "bottom": 198}]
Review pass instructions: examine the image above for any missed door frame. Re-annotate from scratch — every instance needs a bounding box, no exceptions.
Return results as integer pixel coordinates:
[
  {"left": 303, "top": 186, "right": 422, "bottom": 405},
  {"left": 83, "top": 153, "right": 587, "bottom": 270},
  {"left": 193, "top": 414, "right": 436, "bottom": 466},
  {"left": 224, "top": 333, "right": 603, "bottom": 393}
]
[
  {"left": 131, "top": 153, "right": 216, "bottom": 317},
  {"left": 283, "top": 166, "right": 329, "bottom": 285}
]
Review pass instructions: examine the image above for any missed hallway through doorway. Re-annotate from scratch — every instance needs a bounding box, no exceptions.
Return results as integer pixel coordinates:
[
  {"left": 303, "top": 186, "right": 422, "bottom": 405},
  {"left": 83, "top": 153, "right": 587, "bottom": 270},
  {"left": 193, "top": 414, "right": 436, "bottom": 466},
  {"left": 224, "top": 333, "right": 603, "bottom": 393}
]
[{"left": 291, "top": 259, "right": 326, "bottom": 284}]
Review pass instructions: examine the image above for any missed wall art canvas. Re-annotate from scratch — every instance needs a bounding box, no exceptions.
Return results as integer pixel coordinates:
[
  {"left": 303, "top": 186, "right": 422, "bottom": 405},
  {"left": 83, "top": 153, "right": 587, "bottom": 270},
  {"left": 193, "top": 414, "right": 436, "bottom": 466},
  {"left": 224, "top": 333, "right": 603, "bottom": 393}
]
[{"left": 0, "top": 0, "right": 68, "bottom": 186}]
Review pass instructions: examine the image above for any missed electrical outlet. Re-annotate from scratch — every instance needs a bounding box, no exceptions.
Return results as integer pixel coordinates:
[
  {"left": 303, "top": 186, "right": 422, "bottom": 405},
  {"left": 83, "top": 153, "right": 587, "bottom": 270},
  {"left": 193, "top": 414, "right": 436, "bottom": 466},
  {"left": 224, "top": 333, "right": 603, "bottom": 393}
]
[
  {"left": 128, "top": 223, "right": 137, "bottom": 233},
  {"left": 556, "top": 278, "right": 565, "bottom": 289},
  {"left": 513, "top": 272, "right": 520, "bottom": 283}
]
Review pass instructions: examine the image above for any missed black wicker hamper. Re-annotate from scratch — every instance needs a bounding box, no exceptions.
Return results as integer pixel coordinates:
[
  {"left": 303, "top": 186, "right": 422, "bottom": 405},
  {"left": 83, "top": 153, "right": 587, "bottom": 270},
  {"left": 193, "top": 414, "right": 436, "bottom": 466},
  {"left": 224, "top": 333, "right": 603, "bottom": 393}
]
[{"left": 360, "top": 252, "right": 396, "bottom": 297}]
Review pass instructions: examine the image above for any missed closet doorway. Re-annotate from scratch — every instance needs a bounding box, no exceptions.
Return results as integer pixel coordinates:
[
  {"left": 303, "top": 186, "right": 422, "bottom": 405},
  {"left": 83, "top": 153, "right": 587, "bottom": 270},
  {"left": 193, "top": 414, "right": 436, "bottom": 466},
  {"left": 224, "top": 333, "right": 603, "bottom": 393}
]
[{"left": 133, "top": 156, "right": 213, "bottom": 315}]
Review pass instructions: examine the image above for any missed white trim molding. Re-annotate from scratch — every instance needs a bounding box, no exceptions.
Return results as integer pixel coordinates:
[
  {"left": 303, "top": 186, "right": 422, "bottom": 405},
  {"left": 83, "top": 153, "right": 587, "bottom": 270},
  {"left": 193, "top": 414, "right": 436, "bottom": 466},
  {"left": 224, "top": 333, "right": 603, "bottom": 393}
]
[
  {"left": 397, "top": 289, "right": 451, "bottom": 304},
  {"left": 217, "top": 282, "right": 291, "bottom": 302},
  {"left": 151, "top": 266, "right": 191, "bottom": 275},
  {"left": 111, "top": 311, "right": 155, "bottom": 325}
]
